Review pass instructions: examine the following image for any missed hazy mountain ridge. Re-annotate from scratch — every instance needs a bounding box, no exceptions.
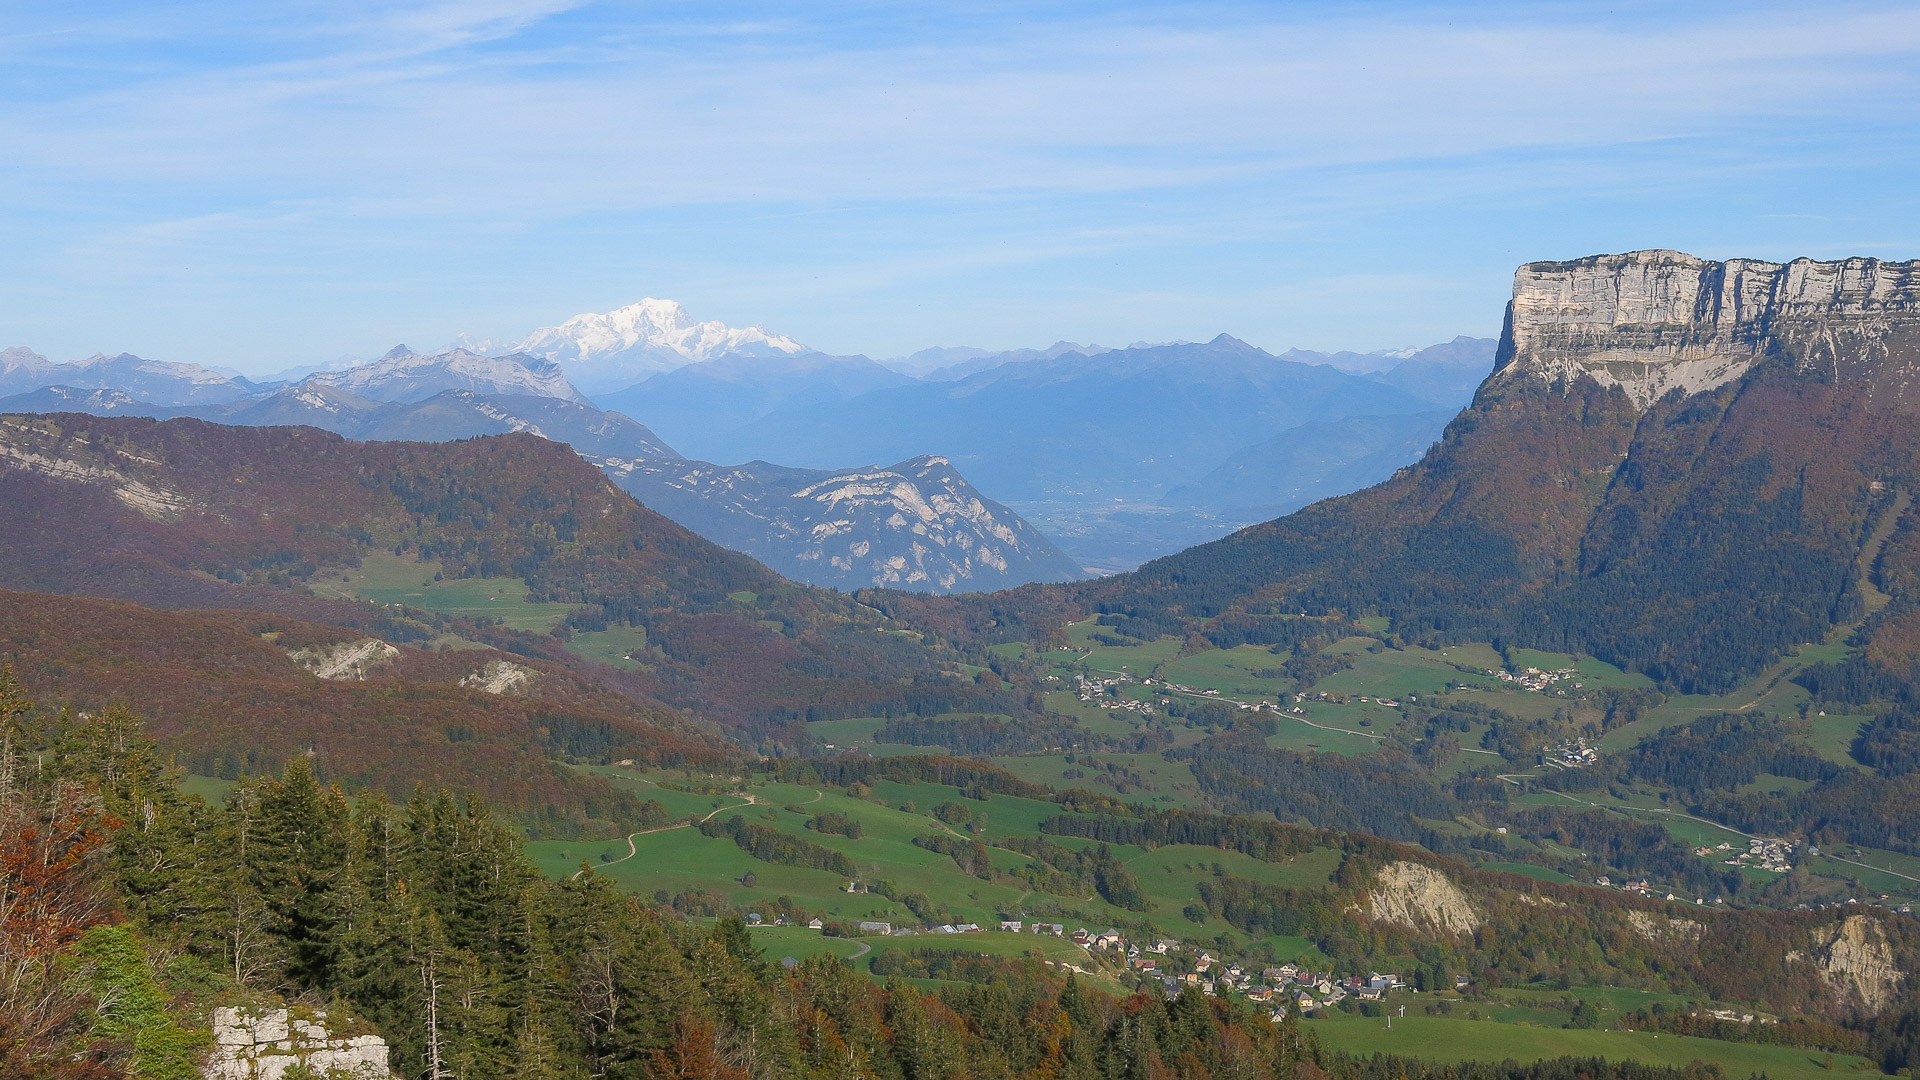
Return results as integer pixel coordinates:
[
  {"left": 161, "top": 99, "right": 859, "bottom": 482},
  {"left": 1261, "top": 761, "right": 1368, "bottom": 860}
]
[
  {"left": 597, "top": 453, "right": 1089, "bottom": 592},
  {"left": 1165, "top": 410, "right": 1458, "bottom": 519},
  {"left": 593, "top": 350, "right": 915, "bottom": 458},
  {"left": 697, "top": 333, "right": 1480, "bottom": 567},
  {"left": 1, "top": 324, "right": 1499, "bottom": 572},
  {"left": 714, "top": 335, "right": 1445, "bottom": 495},
  {"left": 0, "top": 346, "right": 262, "bottom": 403},
  {"left": 307, "top": 344, "right": 586, "bottom": 403},
  {"left": 884, "top": 341, "right": 1109, "bottom": 380}
]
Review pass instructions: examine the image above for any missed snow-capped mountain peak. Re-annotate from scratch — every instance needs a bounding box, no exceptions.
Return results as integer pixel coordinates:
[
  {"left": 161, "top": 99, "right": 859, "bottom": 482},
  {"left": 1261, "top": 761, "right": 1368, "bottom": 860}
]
[{"left": 509, "top": 298, "right": 809, "bottom": 395}]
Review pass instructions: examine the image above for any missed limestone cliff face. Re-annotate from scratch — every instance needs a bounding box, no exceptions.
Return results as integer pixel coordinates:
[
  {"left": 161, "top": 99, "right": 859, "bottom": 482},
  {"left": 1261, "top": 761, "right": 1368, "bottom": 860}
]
[
  {"left": 1364, "top": 861, "right": 1480, "bottom": 936},
  {"left": 1488, "top": 250, "right": 1920, "bottom": 408},
  {"left": 1791, "top": 914, "right": 1909, "bottom": 1012}
]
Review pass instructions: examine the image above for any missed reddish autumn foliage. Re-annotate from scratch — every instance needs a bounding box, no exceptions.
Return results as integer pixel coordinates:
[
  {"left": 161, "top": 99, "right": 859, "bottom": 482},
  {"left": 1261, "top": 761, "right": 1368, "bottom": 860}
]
[
  {"left": 0, "top": 590, "right": 727, "bottom": 832},
  {"left": 0, "top": 779, "right": 122, "bottom": 1080}
]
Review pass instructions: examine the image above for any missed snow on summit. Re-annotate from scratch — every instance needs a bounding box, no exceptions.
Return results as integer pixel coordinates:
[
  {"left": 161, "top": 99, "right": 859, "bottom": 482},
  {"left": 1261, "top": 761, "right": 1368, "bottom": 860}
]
[{"left": 510, "top": 299, "right": 808, "bottom": 394}]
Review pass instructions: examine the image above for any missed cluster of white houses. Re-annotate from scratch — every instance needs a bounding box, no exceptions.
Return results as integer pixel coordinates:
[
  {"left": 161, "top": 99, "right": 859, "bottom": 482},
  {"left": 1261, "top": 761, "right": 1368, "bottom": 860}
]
[
  {"left": 1491, "top": 667, "right": 1582, "bottom": 694},
  {"left": 786, "top": 915, "right": 1457, "bottom": 1016}
]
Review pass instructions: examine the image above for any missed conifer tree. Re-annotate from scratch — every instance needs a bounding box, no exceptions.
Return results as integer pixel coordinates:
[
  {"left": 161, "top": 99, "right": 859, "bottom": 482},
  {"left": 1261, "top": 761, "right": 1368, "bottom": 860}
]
[{"left": 250, "top": 756, "right": 354, "bottom": 988}]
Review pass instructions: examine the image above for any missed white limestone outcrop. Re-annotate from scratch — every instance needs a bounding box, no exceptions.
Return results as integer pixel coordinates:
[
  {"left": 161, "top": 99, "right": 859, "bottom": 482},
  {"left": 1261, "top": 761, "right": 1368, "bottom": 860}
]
[
  {"left": 460, "top": 658, "right": 537, "bottom": 695},
  {"left": 1792, "top": 914, "right": 1909, "bottom": 1012},
  {"left": 287, "top": 638, "right": 400, "bottom": 681},
  {"left": 1364, "top": 861, "right": 1481, "bottom": 936},
  {"left": 203, "top": 1006, "right": 395, "bottom": 1080}
]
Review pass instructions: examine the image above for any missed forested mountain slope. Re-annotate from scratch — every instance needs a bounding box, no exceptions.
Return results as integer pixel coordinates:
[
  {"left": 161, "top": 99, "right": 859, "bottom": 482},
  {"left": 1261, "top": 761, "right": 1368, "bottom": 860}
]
[
  {"left": 1045, "top": 252, "right": 1920, "bottom": 695},
  {"left": 0, "top": 589, "right": 722, "bottom": 833},
  {"left": 0, "top": 413, "right": 1045, "bottom": 753}
]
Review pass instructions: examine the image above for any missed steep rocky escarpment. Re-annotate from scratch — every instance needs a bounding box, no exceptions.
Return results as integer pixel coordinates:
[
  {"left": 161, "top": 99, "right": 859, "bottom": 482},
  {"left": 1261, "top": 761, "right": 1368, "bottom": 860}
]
[
  {"left": 1489, "top": 251, "right": 1920, "bottom": 408},
  {"left": 1791, "top": 914, "right": 1910, "bottom": 1012},
  {"left": 1364, "top": 861, "right": 1481, "bottom": 935}
]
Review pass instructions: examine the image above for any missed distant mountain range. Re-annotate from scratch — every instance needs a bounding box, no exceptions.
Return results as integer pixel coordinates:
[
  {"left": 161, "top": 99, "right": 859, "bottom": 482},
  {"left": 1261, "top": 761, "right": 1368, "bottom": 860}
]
[
  {"left": 640, "top": 334, "right": 1493, "bottom": 569},
  {"left": 307, "top": 345, "right": 586, "bottom": 404},
  {"left": 0, "top": 346, "right": 262, "bottom": 404},
  {"left": 1, "top": 297, "right": 1495, "bottom": 576},
  {"left": 1164, "top": 411, "right": 1459, "bottom": 520},
  {"left": 595, "top": 351, "right": 915, "bottom": 456},
  {"left": 0, "top": 346, "right": 1084, "bottom": 593}
]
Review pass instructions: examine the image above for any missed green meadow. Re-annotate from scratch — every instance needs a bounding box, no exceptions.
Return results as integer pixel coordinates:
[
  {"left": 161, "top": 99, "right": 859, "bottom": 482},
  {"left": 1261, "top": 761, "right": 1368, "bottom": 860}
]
[
  {"left": 315, "top": 551, "right": 575, "bottom": 631},
  {"left": 1305, "top": 1014, "right": 1873, "bottom": 1080}
]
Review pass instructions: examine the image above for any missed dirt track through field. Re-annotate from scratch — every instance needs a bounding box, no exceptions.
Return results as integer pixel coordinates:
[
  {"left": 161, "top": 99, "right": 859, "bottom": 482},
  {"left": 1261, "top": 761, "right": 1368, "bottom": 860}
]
[{"left": 571, "top": 789, "right": 759, "bottom": 879}]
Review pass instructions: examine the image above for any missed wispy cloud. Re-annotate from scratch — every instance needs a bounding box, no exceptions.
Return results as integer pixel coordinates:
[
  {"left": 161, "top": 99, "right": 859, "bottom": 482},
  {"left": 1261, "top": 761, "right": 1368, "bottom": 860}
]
[{"left": 3, "top": 1, "right": 1919, "bottom": 366}]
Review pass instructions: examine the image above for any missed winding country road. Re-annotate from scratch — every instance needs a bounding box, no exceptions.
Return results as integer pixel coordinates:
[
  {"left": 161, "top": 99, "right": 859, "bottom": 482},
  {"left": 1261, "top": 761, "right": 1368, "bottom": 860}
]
[{"left": 570, "top": 790, "right": 759, "bottom": 879}]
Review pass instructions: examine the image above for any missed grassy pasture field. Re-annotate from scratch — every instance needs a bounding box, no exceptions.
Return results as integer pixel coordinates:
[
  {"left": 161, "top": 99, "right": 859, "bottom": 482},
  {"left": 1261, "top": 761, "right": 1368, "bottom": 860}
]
[
  {"left": 1806, "top": 712, "right": 1874, "bottom": 769},
  {"left": 748, "top": 923, "right": 872, "bottom": 964},
  {"left": 568, "top": 764, "right": 748, "bottom": 818},
  {"left": 1160, "top": 646, "right": 1294, "bottom": 697},
  {"left": 564, "top": 625, "right": 650, "bottom": 670},
  {"left": 985, "top": 752, "right": 1207, "bottom": 807},
  {"left": 1597, "top": 644, "right": 1832, "bottom": 753},
  {"left": 317, "top": 551, "right": 575, "bottom": 631},
  {"left": 1252, "top": 934, "right": 1331, "bottom": 966},
  {"left": 525, "top": 776, "right": 1160, "bottom": 930},
  {"left": 180, "top": 773, "right": 238, "bottom": 805},
  {"left": 1478, "top": 861, "right": 1576, "bottom": 884},
  {"left": 1044, "top": 619, "right": 1185, "bottom": 675},
  {"left": 805, "top": 716, "right": 945, "bottom": 755},
  {"left": 1265, "top": 710, "right": 1386, "bottom": 755},
  {"left": 1304, "top": 1014, "right": 1875, "bottom": 1080},
  {"left": 522, "top": 767, "right": 1362, "bottom": 954},
  {"left": 1314, "top": 646, "right": 1469, "bottom": 700}
]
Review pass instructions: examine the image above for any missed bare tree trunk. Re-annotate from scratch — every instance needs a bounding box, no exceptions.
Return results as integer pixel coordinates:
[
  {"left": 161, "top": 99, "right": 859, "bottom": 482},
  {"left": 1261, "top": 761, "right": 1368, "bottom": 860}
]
[{"left": 422, "top": 948, "right": 450, "bottom": 1080}]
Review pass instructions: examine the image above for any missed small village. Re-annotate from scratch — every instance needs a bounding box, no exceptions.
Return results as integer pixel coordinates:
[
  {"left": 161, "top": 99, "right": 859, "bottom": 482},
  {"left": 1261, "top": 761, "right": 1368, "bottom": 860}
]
[
  {"left": 1695, "top": 837, "right": 1796, "bottom": 874},
  {"left": 1074, "top": 673, "right": 1284, "bottom": 714},
  {"left": 1540, "top": 738, "right": 1599, "bottom": 769},
  {"left": 1491, "top": 666, "right": 1584, "bottom": 694},
  {"left": 1075, "top": 673, "right": 1157, "bottom": 712},
  {"left": 767, "top": 913, "right": 1429, "bottom": 1022}
]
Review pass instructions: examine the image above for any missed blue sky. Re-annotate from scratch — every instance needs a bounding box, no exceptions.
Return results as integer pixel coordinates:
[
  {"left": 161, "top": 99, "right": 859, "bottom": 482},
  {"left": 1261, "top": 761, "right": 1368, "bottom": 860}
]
[{"left": 4, "top": 1, "right": 1919, "bottom": 374}]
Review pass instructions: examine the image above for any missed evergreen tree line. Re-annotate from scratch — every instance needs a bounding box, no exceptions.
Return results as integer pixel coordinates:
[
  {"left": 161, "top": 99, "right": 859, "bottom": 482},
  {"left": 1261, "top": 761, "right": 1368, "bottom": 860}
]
[
  {"left": 700, "top": 814, "right": 860, "bottom": 877},
  {"left": 874, "top": 714, "right": 1091, "bottom": 756},
  {"left": 994, "top": 836, "right": 1149, "bottom": 911}
]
